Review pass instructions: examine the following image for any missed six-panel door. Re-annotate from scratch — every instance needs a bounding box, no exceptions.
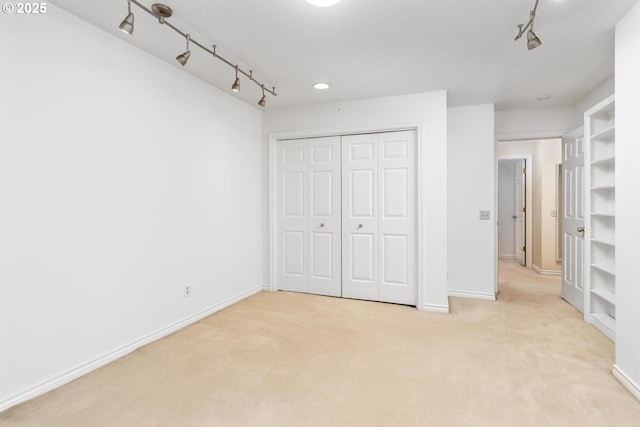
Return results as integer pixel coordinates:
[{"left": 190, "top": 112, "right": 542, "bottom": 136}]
[
  {"left": 341, "top": 131, "right": 417, "bottom": 305},
  {"left": 276, "top": 137, "right": 342, "bottom": 297},
  {"left": 341, "top": 133, "right": 379, "bottom": 301},
  {"left": 561, "top": 130, "right": 586, "bottom": 313}
]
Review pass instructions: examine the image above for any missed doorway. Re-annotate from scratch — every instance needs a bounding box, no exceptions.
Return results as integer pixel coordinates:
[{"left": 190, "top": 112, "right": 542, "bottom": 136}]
[
  {"left": 498, "top": 158, "right": 527, "bottom": 265},
  {"left": 497, "top": 138, "right": 563, "bottom": 291}
]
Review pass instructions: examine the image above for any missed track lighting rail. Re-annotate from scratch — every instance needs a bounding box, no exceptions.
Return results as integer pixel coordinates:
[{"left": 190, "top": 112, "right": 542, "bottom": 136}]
[{"left": 128, "top": 0, "right": 276, "bottom": 99}]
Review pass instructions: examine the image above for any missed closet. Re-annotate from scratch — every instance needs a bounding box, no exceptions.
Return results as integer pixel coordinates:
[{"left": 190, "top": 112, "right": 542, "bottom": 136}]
[{"left": 275, "top": 130, "right": 417, "bottom": 306}]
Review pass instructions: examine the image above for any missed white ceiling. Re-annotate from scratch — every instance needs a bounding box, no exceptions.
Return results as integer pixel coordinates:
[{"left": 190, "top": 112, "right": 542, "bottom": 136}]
[{"left": 50, "top": 0, "right": 638, "bottom": 110}]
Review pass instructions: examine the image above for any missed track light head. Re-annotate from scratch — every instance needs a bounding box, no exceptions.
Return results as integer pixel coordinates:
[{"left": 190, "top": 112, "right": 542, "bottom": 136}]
[
  {"left": 232, "top": 77, "right": 241, "bottom": 93},
  {"left": 119, "top": 12, "right": 134, "bottom": 35},
  {"left": 119, "top": 0, "right": 134, "bottom": 35},
  {"left": 258, "top": 85, "right": 267, "bottom": 107},
  {"left": 231, "top": 65, "right": 240, "bottom": 92},
  {"left": 176, "top": 51, "right": 191, "bottom": 66},
  {"left": 176, "top": 33, "right": 191, "bottom": 66},
  {"left": 527, "top": 30, "right": 542, "bottom": 50}
]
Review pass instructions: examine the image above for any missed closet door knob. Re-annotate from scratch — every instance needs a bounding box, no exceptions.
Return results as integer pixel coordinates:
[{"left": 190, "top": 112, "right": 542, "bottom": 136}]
[
  {"left": 320, "top": 223, "right": 325, "bottom": 228},
  {"left": 577, "top": 226, "right": 585, "bottom": 233},
  {"left": 358, "top": 224, "right": 363, "bottom": 228}
]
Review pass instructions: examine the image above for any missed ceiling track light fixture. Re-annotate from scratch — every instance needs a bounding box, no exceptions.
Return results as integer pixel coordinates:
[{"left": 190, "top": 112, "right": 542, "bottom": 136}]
[
  {"left": 119, "top": 1, "right": 277, "bottom": 106},
  {"left": 514, "top": 0, "right": 542, "bottom": 50}
]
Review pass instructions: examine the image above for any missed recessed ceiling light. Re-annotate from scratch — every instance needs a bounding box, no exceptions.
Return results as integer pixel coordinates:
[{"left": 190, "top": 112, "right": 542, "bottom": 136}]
[
  {"left": 306, "top": 0, "right": 342, "bottom": 7},
  {"left": 314, "top": 83, "right": 330, "bottom": 90}
]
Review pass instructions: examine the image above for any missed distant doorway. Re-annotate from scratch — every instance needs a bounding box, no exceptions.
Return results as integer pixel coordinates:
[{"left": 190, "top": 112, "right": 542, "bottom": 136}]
[{"left": 498, "top": 158, "right": 529, "bottom": 265}]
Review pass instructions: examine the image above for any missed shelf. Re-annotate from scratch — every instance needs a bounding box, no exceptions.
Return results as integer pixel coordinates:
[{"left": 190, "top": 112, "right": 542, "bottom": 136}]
[
  {"left": 591, "top": 238, "right": 615, "bottom": 247},
  {"left": 591, "top": 126, "right": 615, "bottom": 141},
  {"left": 590, "top": 212, "right": 615, "bottom": 218},
  {"left": 591, "top": 263, "right": 615, "bottom": 276},
  {"left": 591, "top": 157, "right": 615, "bottom": 167},
  {"left": 591, "top": 288, "right": 616, "bottom": 305},
  {"left": 590, "top": 185, "right": 615, "bottom": 192}
]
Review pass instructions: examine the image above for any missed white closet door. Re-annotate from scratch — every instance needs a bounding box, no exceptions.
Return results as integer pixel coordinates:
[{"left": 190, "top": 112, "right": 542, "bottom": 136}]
[
  {"left": 277, "top": 137, "right": 341, "bottom": 296},
  {"left": 308, "top": 137, "right": 342, "bottom": 297},
  {"left": 277, "top": 140, "right": 308, "bottom": 293},
  {"left": 342, "top": 134, "right": 379, "bottom": 301},
  {"left": 378, "top": 131, "right": 417, "bottom": 305}
]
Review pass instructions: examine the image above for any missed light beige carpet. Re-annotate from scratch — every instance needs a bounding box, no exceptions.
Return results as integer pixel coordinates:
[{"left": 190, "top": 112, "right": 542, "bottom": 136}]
[{"left": 2, "top": 259, "right": 639, "bottom": 426}]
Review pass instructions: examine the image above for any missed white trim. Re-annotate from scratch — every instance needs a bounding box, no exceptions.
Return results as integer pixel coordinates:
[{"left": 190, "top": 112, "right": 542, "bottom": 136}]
[
  {"left": 499, "top": 254, "right": 516, "bottom": 259},
  {"left": 421, "top": 304, "right": 449, "bottom": 313},
  {"left": 261, "top": 284, "right": 272, "bottom": 291},
  {"left": 268, "top": 124, "right": 425, "bottom": 308},
  {"left": 496, "top": 130, "right": 565, "bottom": 142},
  {"left": 0, "top": 286, "right": 262, "bottom": 413},
  {"left": 612, "top": 365, "right": 640, "bottom": 403},
  {"left": 448, "top": 290, "right": 497, "bottom": 301},
  {"left": 268, "top": 135, "right": 277, "bottom": 292},
  {"left": 532, "top": 264, "right": 562, "bottom": 276}
]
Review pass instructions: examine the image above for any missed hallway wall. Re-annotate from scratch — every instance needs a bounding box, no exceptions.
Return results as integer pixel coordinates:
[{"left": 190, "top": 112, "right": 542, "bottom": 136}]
[{"left": 614, "top": 0, "right": 640, "bottom": 400}]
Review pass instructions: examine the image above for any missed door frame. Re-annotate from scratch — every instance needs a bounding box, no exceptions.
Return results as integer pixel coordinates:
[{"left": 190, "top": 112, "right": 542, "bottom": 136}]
[{"left": 268, "top": 124, "right": 425, "bottom": 308}]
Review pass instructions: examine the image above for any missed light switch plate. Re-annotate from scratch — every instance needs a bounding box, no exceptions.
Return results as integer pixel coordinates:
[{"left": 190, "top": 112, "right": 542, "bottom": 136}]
[{"left": 479, "top": 210, "right": 491, "bottom": 220}]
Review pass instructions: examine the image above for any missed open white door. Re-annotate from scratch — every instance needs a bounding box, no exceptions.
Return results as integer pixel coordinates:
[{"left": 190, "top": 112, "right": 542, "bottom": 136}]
[
  {"left": 561, "top": 127, "right": 585, "bottom": 312},
  {"left": 514, "top": 160, "right": 526, "bottom": 266}
]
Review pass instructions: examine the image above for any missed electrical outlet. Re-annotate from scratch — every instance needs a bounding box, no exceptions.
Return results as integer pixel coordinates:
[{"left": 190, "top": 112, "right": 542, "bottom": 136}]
[
  {"left": 479, "top": 210, "right": 491, "bottom": 220},
  {"left": 184, "top": 285, "right": 191, "bottom": 298}
]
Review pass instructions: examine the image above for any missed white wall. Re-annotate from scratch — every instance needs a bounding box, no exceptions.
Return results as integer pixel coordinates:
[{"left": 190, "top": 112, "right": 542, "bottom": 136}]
[
  {"left": 572, "top": 76, "right": 615, "bottom": 127},
  {"left": 498, "top": 160, "right": 518, "bottom": 258},
  {"left": 447, "top": 105, "right": 496, "bottom": 300},
  {"left": 614, "top": 1, "right": 640, "bottom": 399},
  {"left": 495, "top": 106, "right": 575, "bottom": 141},
  {"left": 262, "top": 92, "right": 449, "bottom": 312},
  {"left": 0, "top": 5, "right": 263, "bottom": 410}
]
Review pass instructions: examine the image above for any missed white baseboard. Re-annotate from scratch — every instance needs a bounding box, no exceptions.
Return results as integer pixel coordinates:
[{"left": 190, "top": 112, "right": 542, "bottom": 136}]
[
  {"left": 448, "top": 290, "right": 497, "bottom": 301},
  {"left": 532, "top": 264, "right": 561, "bottom": 276},
  {"left": 0, "top": 285, "right": 262, "bottom": 413},
  {"left": 612, "top": 365, "right": 640, "bottom": 403},
  {"left": 499, "top": 254, "right": 515, "bottom": 259},
  {"left": 421, "top": 303, "right": 449, "bottom": 313}
]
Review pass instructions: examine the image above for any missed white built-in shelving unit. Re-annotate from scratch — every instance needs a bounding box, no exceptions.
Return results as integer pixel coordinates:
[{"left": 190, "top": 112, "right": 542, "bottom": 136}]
[{"left": 584, "top": 94, "right": 616, "bottom": 341}]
